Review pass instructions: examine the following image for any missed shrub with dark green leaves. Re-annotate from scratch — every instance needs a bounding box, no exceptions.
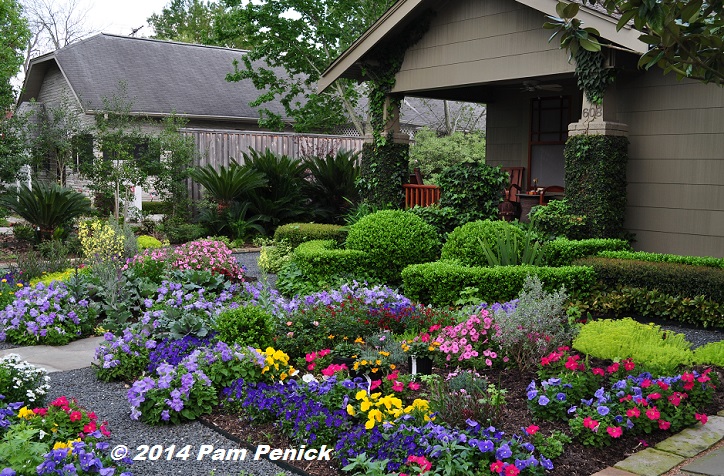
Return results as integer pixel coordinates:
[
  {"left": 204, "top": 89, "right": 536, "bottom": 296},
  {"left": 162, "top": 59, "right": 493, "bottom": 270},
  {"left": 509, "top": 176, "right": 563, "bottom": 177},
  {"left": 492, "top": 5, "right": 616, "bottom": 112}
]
[
  {"left": 597, "top": 250, "right": 724, "bottom": 268},
  {"left": 545, "top": 237, "right": 631, "bottom": 267},
  {"left": 215, "top": 305, "right": 275, "bottom": 349},
  {"left": 529, "top": 199, "right": 587, "bottom": 240},
  {"left": 346, "top": 210, "right": 440, "bottom": 284},
  {"left": 401, "top": 261, "right": 595, "bottom": 306},
  {"left": 441, "top": 220, "right": 525, "bottom": 267},
  {"left": 575, "top": 257, "right": 724, "bottom": 304},
  {"left": 570, "top": 286, "right": 724, "bottom": 329},
  {"left": 436, "top": 162, "right": 508, "bottom": 224},
  {"left": 273, "top": 223, "right": 347, "bottom": 249},
  {"left": 572, "top": 318, "right": 693, "bottom": 375},
  {"left": 406, "top": 205, "right": 460, "bottom": 239},
  {"left": 275, "top": 240, "right": 376, "bottom": 297}
]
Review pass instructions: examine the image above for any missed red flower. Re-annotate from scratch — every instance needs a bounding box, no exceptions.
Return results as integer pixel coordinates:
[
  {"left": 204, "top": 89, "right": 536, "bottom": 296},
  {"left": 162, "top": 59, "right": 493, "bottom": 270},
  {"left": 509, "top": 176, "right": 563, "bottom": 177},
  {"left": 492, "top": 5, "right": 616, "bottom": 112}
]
[
  {"left": 646, "top": 407, "right": 660, "bottom": 420},
  {"left": 607, "top": 426, "right": 623, "bottom": 438},
  {"left": 658, "top": 420, "right": 671, "bottom": 430},
  {"left": 51, "top": 396, "right": 69, "bottom": 408},
  {"left": 619, "top": 394, "right": 633, "bottom": 402},
  {"left": 69, "top": 411, "right": 83, "bottom": 422},
  {"left": 83, "top": 421, "right": 97, "bottom": 433},
  {"left": 87, "top": 411, "right": 97, "bottom": 421},
  {"left": 584, "top": 416, "right": 599, "bottom": 429},
  {"left": 606, "top": 362, "right": 620, "bottom": 374},
  {"left": 392, "top": 381, "right": 404, "bottom": 392},
  {"left": 640, "top": 379, "right": 652, "bottom": 388},
  {"left": 648, "top": 392, "right": 662, "bottom": 400},
  {"left": 408, "top": 382, "right": 421, "bottom": 391},
  {"left": 32, "top": 408, "right": 48, "bottom": 416},
  {"left": 627, "top": 407, "right": 641, "bottom": 418},
  {"left": 695, "top": 413, "right": 708, "bottom": 425},
  {"left": 504, "top": 465, "right": 520, "bottom": 476},
  {"left": 525, "top": 425, "right": 539, "bottom": 435},
  {"left": 623, "top": 359, "right": 636, "bottom": 371},
  {"left": 100, "top": 422, "right": 111, "bottom": 437},
  {"left": 490, "top": 461, "right": 505, "bottom": 473},
  {"left": 681, "top": 372, "right": 695, "bottom": 383},
  {"left": 656, "top": 381, "right": 669, "bottom": 391},
  {"left": 592, "top": 368, "right": 605, "bottom": 376},
  {"left": 370, "top": 380, "right": 382, "bottom": 391}
]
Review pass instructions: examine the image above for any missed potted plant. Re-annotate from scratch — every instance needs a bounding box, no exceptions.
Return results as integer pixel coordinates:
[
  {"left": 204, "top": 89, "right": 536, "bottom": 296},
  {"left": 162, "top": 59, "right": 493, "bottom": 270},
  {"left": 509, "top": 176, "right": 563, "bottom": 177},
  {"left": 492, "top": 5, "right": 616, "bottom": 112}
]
[{"left": 401, "top": 329, "right": 440, "bottom": 375}]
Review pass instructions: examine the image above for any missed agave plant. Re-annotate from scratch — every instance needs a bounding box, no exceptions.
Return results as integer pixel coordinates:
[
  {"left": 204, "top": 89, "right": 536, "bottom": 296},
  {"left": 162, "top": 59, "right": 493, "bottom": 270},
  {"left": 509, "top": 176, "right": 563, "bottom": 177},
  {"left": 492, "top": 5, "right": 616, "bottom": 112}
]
[
  {"left": 302, "top": 150, "right": 361, "bottom": 224},
  {"left": 0, "top": 182, "right": 92, "bottom": 240},
  {"left": 188, "top": 160, "right": 267, "bottom": 209}
]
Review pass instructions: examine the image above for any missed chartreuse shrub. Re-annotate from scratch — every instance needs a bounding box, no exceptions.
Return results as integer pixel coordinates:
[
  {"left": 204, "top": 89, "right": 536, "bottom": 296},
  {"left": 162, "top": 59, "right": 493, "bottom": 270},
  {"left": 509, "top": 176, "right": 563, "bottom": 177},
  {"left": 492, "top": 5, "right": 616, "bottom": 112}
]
[
  {"left": 597, "top": 250, "right": 724, "bottom": 268},
  {"left": 401, "top": 261, "right": 595, "bottom": 306},
  {"left": 545, "top": 237, "right": 631, "bottom": 266},
  {"left": 215, "top": 305, "right": 275, "bottom": 349},
  {"left": 572, "top": 318, "right": 693, "bottom": 375},
  {"left": 441, "top": 220, "right": 525, "bottom": 267},
  {"left": 570, "top": 287, "right": 724, "bottom": 329},
  {"left": 575, "top": 257, "right": 724, "bottom": 303},
  {"left": 29, "top": 268, "right": 77, "bottom": 287},
  {"left": 137, "top": 234, "right": 164, "bottom": 250},
  {"left": 273, "top": 222, "right": 347, "bottom": 248},
  {"left": 78, "top": 219, "right": 126, "bottom": 262},
  {"left": 257, "top": 238, "right": 293, "bottom": 273},
  {"left": 346, "top": 210, "right": 440, "bottom": 284},
  {"left": 693, "top": 341, "right": 724, "bottom": 366}
]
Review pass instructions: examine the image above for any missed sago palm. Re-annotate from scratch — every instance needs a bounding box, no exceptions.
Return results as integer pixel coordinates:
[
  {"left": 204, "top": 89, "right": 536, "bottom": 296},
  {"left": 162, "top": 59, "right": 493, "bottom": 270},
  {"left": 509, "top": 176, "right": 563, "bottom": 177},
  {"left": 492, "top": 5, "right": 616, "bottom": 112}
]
[
  {"left": 0, "top": 182, "right": 92, "bottom": 240},
  {"left": 189, "top": 160, "right": 267, "bottom": 208}
]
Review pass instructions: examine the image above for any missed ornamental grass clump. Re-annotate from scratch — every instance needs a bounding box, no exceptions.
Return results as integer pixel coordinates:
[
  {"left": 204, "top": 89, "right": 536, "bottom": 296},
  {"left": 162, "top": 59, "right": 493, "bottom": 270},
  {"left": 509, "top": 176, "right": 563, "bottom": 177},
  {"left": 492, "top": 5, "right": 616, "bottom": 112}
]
[
  {"left": 492, "top": 276, "right": 576, "bottom": 371},
  {"left": 0, "top": 282, "right": 97, "bottom": 346},
  {"left": 572, "top": 317, "right": 694, "bottom": 375}
]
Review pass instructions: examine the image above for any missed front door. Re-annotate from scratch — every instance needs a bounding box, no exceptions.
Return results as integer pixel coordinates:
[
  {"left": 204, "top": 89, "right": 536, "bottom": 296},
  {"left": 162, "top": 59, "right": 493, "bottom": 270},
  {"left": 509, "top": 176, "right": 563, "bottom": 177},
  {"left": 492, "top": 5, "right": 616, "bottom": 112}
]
[{"left": 528, "top": 96, "right": 571, "bottom": 189}]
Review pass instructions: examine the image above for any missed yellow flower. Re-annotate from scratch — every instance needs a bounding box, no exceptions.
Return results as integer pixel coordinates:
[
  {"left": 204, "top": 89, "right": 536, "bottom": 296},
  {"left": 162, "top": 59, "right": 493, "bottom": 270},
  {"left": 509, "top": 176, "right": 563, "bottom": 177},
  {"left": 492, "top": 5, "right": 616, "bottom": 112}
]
[
  {"left": 346, "top": 404, "right": 355, "bottom": 416},
  {"left": 375, "top": 360, "right": 382, "bottom": 366},
  {"left": 371, "top": 368, "right": 379, "bottom": 374},
  {"left": 280, "top": 372, "right": 288, "bottom": 381},
  {"left": 354, "top": 337, "right": 365, "bottom": 344},
  {"left": 18, "top": 407, "right": 35, "bottom": 419},
  {"left": 1, "top": 278, "right": 6, "bottom": 283},
  {"left": 328, "top": 335, "right": 335, "bottom": 339},
  {"left": 390, "top": 364, "right": 396, "bottom": 370},
  {"left": 379, "top": 351, "right": 390, "bottom": 357},
  {"left": 365, "top": 418, "right": 376, "bottom": 430},
  {"left": 355, "top": 390, "right": 368, "bottom": 400},
  {"left": 360, "top": 400, "right": 372, "bottom": 412},
  {"left": 16, "top": 283, "right": 22, "bottom": 288}
]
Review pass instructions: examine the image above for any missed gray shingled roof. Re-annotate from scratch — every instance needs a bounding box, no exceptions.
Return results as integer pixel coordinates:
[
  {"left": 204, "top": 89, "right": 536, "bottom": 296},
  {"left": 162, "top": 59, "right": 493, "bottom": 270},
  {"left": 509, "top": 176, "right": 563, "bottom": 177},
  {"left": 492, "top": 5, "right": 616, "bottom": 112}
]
[{"left": 26, "top": 33, "right": 293, "bottom": 122}]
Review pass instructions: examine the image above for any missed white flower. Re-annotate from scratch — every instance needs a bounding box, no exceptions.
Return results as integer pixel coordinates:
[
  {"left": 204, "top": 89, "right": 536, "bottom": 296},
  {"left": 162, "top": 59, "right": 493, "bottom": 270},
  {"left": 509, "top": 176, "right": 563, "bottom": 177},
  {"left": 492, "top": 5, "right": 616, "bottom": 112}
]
[{"left": 301, "top": 374, "right": 318, "bottom": 383}]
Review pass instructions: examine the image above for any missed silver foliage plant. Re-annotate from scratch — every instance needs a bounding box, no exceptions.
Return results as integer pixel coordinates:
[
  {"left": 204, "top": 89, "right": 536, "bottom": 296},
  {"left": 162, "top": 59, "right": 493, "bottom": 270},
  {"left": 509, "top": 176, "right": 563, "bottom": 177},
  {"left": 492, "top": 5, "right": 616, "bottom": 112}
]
[{"left": 492, "top": 276, "right": 578, "bottom": 371}]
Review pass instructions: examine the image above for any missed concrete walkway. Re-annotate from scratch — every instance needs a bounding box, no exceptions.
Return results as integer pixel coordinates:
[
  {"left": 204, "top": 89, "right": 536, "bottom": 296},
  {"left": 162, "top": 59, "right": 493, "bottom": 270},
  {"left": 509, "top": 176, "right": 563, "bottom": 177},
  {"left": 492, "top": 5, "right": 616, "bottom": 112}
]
[{"left": 0, "top": 336, "right": 103, "bottom": 372}]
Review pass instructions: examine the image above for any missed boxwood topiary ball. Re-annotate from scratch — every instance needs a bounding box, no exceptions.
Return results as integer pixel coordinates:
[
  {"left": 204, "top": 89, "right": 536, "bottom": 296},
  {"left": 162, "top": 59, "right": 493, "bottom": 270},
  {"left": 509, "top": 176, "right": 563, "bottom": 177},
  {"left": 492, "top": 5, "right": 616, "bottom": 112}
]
[
  {"left": 345, "top": 210, "right": 440, "bottom": 284},
  {"left": 441, "top": 220, "right": 526, "bottom": 267}
]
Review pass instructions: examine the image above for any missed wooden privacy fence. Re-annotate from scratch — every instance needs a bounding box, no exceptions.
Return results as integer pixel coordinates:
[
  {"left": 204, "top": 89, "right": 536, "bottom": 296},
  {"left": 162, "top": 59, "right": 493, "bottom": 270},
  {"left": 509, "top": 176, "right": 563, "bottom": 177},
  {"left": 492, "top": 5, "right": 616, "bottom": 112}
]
[
  {"left": 182, "top": 128, "right": 364, "bottom": 200},
  {"left": 403, "top": 184, "right": 441, "bottom": 208}
]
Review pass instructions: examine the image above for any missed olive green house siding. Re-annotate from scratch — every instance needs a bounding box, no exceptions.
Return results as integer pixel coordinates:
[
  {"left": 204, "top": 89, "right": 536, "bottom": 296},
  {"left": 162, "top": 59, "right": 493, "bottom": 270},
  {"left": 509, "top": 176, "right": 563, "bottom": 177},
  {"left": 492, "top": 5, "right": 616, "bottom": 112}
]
[{"left": 320, "top": 0, "right": 724, "bottom": 258}]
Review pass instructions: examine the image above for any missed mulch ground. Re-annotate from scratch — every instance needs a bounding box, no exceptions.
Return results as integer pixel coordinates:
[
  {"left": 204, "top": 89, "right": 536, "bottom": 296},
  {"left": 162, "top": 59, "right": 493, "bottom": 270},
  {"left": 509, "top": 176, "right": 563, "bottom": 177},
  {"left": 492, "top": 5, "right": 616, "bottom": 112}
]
[{"left": 202, "top": 364, "right": 724, "bottom": 476}]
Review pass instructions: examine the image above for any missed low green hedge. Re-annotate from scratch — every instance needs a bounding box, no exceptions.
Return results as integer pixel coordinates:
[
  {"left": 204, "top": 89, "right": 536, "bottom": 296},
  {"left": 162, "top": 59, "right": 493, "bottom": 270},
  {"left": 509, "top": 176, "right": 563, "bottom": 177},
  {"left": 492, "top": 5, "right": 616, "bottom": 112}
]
[
  {"left": 441, "top": 220, "right": 525, "bottom": 267},
  {"left": 401, "top": 261, "right": 596, "bottom": 306},
  {"left": 575, "top": 257, "right": 724, "bottom": 304},
  {"left": 570, "top": 286, "right": 724, "bottom": 329},
  {"left": 142, "top": 201, "right": 169, "bottom": 215},
  {"left": 273, "top": 223, "right": 347, "bottom": 249},
  {"left": 291, "top": 240, "right": 371, "bottom": 286},
  {"left": 545, "top": 238, "right": 631, "bottom": 266},
  {"left": 597, "top": 250, "right": 724, "bottom": 269}
]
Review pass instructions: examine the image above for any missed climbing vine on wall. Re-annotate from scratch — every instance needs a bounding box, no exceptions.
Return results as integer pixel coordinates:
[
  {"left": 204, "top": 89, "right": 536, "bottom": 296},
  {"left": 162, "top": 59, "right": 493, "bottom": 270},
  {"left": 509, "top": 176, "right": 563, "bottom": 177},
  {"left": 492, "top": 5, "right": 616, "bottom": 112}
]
[
  {"left": 357, "top": 10, "right": 435, "bottom": 208},
  {"left": 574, "top": 48, "right": 615, "bottom": 105}
]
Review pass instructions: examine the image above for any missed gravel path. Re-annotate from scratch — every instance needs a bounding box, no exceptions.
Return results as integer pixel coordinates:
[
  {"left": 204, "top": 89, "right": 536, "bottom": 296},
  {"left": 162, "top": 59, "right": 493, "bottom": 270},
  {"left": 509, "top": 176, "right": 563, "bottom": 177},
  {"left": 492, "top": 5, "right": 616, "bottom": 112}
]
[
  {"left": 234, "top": 251, "right": 277, "bottom": 288},
  {"left": 47, "top": 368, "right": 291, "bottom": 476}
]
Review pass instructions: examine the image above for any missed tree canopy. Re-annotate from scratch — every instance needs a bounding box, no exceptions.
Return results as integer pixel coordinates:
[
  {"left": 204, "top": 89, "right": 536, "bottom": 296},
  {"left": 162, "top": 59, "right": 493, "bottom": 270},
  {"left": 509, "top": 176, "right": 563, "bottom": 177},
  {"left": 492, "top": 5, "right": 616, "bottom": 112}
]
[
  {"left": 224, "top": 0, "right": 396, "bottom": 133},
  {"left": 148, "top": 0, "right": 251, "bottom": 48},
  {"left": 0, "top": 0, "right": 31, "bottom": 110},
  {"left": 546, "top": 0, "right": 724, "bottom": 85}
]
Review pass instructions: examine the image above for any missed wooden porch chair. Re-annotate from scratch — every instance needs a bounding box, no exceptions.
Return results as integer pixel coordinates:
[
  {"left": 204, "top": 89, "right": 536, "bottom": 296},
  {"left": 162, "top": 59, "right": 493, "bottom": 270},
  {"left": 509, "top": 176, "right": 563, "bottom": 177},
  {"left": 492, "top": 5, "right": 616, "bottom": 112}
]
[
  {"left": 539, "top": 185, "right": 564, "bottom": 205},
  {"left": 501, "top": 167, "right": 525, "bottom": 202}
]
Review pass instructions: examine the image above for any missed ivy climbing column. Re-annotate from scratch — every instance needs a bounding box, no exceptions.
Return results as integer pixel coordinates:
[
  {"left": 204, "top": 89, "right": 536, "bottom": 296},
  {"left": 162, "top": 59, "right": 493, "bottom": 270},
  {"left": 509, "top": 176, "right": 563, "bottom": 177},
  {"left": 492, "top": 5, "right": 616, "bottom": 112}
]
[{"left": 565, "top": 91, "right": 630, "bottom": 238}]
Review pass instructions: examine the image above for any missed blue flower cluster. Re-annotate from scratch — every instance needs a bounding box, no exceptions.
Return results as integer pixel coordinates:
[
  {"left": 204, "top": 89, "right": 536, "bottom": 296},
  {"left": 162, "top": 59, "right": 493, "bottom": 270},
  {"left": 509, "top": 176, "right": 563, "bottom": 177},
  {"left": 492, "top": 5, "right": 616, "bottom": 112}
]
[
  {"left": 36, "top": 441, "right": 132, "bottom": 476},
  {"left": 148, "top": 335, "right": 215, "bottom": 372}
]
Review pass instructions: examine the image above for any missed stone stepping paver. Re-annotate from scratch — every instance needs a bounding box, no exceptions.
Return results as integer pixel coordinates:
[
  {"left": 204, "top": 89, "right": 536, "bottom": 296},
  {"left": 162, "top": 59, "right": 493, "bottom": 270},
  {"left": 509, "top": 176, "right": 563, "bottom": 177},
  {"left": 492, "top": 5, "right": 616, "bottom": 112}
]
[
  {"left": 615, "top": 448, "right": 686, "bottom": 476},
  {"left": 609, "top": 416, "right": 724, "bottom": 476},
  {"left": 680, "top": 448, "right": 724, "bottom": 475}
]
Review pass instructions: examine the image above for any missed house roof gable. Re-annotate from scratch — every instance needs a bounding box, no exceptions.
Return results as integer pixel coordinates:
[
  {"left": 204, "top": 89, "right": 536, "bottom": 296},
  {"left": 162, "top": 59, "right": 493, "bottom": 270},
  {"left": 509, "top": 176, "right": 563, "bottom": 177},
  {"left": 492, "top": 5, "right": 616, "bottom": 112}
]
[
  {"left": 319, "top": 0, "right": 647, "bottom": 92},
  {"left": 20, "top": 33, "right": 292, "bottom": 123}
]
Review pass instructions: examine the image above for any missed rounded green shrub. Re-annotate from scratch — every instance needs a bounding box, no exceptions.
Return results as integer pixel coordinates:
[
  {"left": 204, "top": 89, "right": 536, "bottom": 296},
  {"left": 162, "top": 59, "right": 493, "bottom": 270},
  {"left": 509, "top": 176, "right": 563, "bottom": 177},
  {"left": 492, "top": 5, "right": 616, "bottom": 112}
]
[
  {"left": 137, "top": 235, "right": 163, "bottom": 250},
  {"left": 215, "top": 305, "right": 275, "bottom": 349},
  {"left": 441, "top": 220, "right": 525, "bottom": 267},
  {"left": 345, "top": 210, "right": 440, "bottom": 284},
  {"left": 572, "top": 318, "right": 693, "bottom": 375}
]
